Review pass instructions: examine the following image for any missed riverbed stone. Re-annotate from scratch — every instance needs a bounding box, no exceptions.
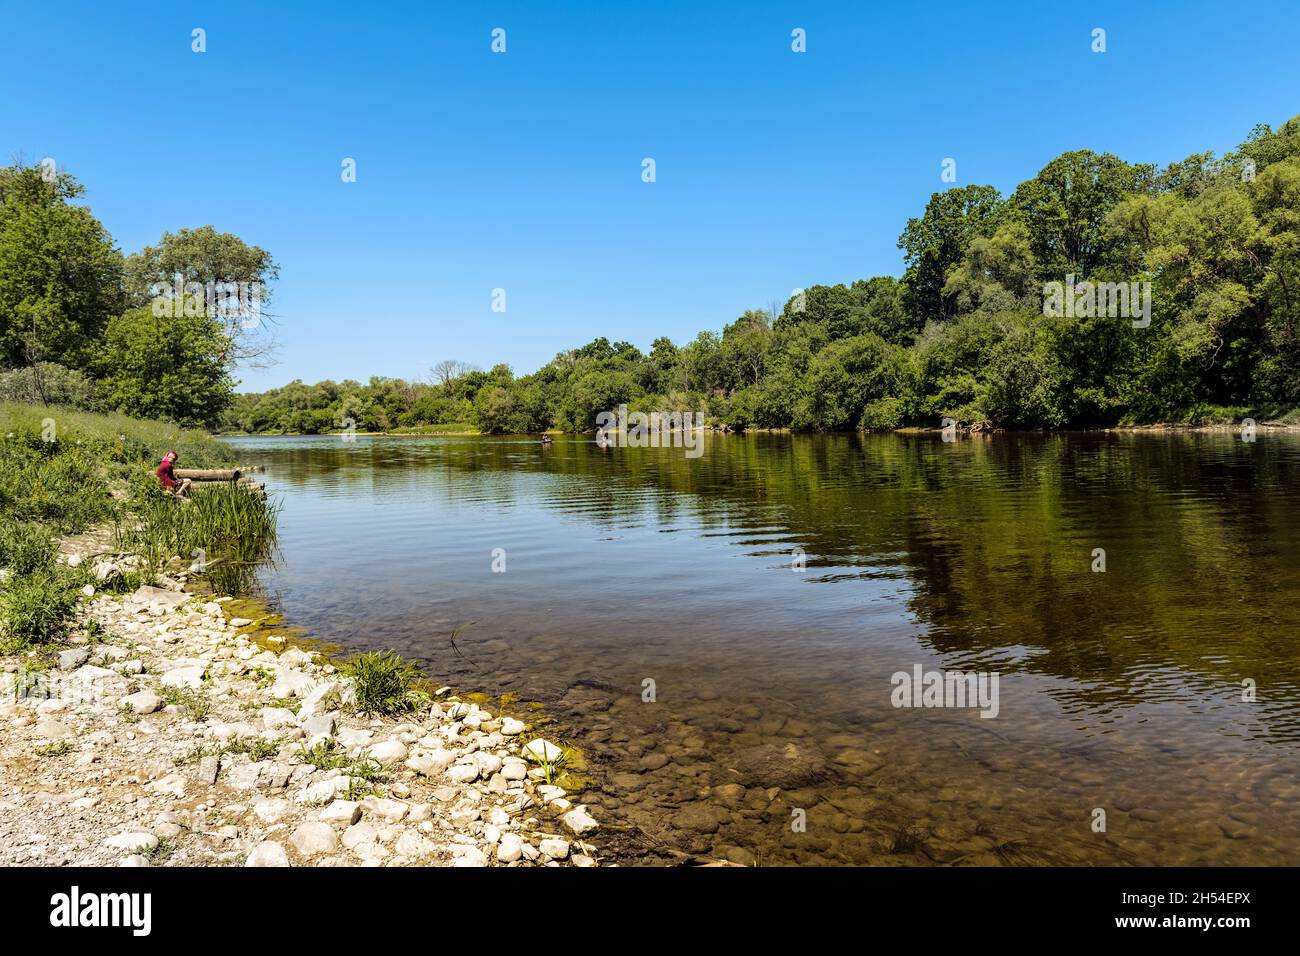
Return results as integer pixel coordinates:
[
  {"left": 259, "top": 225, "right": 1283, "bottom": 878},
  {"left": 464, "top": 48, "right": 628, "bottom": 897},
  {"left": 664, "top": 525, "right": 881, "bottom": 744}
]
[
  {"left": 539, "top": 838, "right": 570, "bottom": 859},
  {"left": 120, "top": 690, "right": 163, "bottom": 715},
  {"left": 367, "top": 739, "right": 407, "bottom": 767},
  {"left": 104, "top": 832, "right": 158, "bottom": 853},
  {"left": 160, "top": 666, "right": 205, "bottom": 689},
  {"left": 271, "top": 669, "right": 316, "bottom": 699},
  {"left": 302, "top": 713, "right": 336, "bottom": 738},
  {"left": 245, "top": 841, "right": 290, "bottom": 867},
  {"left": 406, "top": 749, "right": 455, "bottom": 777},
  {"left": 290, "top": 821, "right": 338, "bottom": 857},
  {"left": 320, "top": 800, "right": 362, "bottom": 825},
  {"left": 360, "top": 796, "right": 408, "bottom": 823},
  {"left": 729, "top": 741, "right": 828, "bottom": 789},
  {"left": 522, "top": 738, "right": 564, "bottom": 763},
  {"left": 57, "top": 648, "right": 91, "bottom": 671},
  {"left": 250, "top": 797, "right": 289, "bottom": 823},
  {"left": 563, "top": 805, "right": 599, "bottom": 836},
  {"left": 261, "top": 707, "right": 298, "bottom": 731},
  {"left": 497, "top": 832, "right": 524, "bottom": 862}
]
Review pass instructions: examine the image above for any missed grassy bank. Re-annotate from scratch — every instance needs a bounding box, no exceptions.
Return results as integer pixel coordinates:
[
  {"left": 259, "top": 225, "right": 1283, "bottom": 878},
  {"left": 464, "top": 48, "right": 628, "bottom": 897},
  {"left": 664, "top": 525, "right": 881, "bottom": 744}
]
[{"left": 0, "top": 402, "right": 277, "bottom": 652}]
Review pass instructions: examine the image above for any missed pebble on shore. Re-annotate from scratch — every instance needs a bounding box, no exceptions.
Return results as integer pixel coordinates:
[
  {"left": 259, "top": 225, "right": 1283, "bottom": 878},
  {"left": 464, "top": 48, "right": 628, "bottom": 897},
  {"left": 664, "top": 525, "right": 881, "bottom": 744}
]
[{"left": 0, "top": 579, "right": 601, "bottom": 868}]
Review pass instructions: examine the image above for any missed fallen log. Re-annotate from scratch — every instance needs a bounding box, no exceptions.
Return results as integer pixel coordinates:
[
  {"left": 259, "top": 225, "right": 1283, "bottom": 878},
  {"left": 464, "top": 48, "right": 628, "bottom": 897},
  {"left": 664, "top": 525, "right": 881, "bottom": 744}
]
[{"left": 174, "top": 468, "right": 241, "bottom": 481}]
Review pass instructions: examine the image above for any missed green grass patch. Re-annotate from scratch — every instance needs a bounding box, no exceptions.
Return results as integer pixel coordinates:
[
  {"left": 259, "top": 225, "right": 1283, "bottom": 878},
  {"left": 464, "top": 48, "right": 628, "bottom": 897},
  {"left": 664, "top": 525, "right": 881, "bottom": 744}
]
[
  {"left": 342, "top": 650, "right": 428, "bottom": 716},
  {"left": 0, "top": 569, "right": 80, "bottom": 650},
  {"left": 158, "top": 684, "right": 211, "bottom": 721}
]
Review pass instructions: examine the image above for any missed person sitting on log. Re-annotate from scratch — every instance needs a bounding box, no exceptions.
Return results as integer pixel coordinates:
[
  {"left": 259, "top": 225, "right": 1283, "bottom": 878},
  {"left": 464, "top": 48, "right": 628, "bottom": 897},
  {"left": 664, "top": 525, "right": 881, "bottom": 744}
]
[{"left": 156, "top": 451, "right": 192, "bottom": 498}]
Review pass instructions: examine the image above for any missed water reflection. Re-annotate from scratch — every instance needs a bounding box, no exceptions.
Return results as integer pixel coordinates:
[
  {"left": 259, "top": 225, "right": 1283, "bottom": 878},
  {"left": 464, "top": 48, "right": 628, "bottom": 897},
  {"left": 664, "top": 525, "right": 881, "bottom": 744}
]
[{"left": 230, "top": 432, "right": 1300, "bottom": 865}]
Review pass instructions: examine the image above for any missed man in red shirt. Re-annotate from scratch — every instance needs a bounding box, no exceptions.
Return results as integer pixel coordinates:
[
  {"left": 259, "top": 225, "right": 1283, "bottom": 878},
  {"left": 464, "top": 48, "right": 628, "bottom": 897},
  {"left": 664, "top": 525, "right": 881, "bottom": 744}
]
[{"left": 155, "top": 452, "right": 192, "bottom": 498}]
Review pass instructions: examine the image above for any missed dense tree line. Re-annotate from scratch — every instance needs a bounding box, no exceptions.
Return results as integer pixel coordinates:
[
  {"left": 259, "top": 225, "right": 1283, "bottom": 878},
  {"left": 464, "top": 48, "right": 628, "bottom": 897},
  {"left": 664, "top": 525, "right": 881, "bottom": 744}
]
[
  {"left": 8, "top": 113, "right": 1297, "bottom": 435},
  {"left": 231, "top": 114, "right": 1300, "bottom": 435},
  {"left": 0, "top": 162, "right": 276, "bottom": 428}
]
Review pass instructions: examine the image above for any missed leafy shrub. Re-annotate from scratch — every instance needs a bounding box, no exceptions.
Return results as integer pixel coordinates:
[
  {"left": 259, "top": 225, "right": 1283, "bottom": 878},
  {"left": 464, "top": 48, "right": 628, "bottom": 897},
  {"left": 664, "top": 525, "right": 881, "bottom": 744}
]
[
  {"left": 0, "top": 363, "right": 98, "bottom": 409},
  {"left": 860, "top": 397, "right": 907, "bottom": 431}
]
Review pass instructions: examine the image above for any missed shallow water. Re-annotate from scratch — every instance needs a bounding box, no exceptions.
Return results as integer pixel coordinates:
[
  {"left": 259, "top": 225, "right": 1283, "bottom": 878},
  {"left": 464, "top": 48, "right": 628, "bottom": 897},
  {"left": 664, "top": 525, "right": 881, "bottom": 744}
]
[{"left": 229, "top": 431, "right": 1300, "bottom": 865}]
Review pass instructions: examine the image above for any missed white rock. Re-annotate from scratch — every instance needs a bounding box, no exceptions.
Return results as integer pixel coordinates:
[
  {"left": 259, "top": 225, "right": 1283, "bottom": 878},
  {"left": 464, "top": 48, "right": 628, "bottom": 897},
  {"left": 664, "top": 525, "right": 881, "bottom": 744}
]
[
  {"left": 500, "top": 717, "right": 525, "bottom": 736},
  {"left": 563, "top": 806, "right": 599, "bottom": 836},
  {"left": 210, "top": 722, "right": 257, "bottom": 743},
  {"left": 539, "top": 838, "right": 570, "bottom": 860},
  {"left": 522, "top": 738, "right": 564, "bottom": 763},
  {"left": 261, "top": 707, "right": 298, "bottom": 731},
  {"left": 161, "top": 666, "right": 205, "bottom": 689},
  {"left": 320, "top": 800, "right": 362, "bottom": 825},
  {"left": 120, "top": 690, "right": 163, "bottom": 715},
  {"left": 406, "top": 749, "right": 455, "bottom": 777},
  {"left": 341, "top": 821, "right": 378, "bottom": 850},
  {"left": 394, "top": 831, "right": 435, "bottom": 859},
  {"left": 366, "top": 739, "right": 408, "bottom": 767},
  {"left": 451, "top": 846, "right": 487, "bottom": 867},
  {"left": 337, "top": 727, "right": 373, "bottom": 748},
  {"left": 290, "top": 821, "right": 338, "bottom": 857},
  {"left": 245, "top": 841, "right": 290, "bottom": 867},
  {"left": 149, "top": 774, "right": 187, "bottom": 798},
  {"left": 298, "top": 679, "right": 355, "bottom": 718},
  {"left": 296, "top": 776, "right": 351, "bottom": 804},
  {"left": 252, "top": 799, "right": 292, "bottom": 824},
  {"left": 224, "top": 762, "right": 265, "bottom": 791},
  {"left": 447, "top": 763, "right": 480, "bottom": 784},
  {"left": 497, "top": 832, "right": 524, "bottom": 862},
  {"left": 270, "top": 669, "right": 316, "bottom": 699},
  {"left": 105, "top": 832, "right": 159, "bottom": 853},
  {"left": 360, "top": 796, "right": 408, "bottom": 823},
  {"left": 33, "top": 719, "right": 73, "bottom": 740}
]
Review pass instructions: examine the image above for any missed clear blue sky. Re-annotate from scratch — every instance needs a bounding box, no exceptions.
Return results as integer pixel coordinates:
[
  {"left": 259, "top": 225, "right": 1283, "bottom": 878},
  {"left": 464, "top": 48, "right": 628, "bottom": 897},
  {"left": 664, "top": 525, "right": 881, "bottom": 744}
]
[{"left": 3, "top": 1, "right": 1298, "bottom": 391}]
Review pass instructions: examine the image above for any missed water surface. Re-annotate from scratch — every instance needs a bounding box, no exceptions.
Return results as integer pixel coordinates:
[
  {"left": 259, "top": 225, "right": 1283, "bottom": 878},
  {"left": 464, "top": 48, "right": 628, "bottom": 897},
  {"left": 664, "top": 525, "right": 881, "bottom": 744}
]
[{"left": 230, "top": 431, "right": 1300, "bottom": 865}]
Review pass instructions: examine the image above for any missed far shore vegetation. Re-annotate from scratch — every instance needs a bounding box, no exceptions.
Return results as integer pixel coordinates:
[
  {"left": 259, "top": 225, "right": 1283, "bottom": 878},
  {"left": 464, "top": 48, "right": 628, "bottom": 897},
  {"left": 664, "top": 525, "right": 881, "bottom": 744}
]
[
  {"left": 2, "top": 114, "right": 1299, "bottom": 445},
  {"left": 218, "top": 113, "right": 1300, "bottom": 437}
]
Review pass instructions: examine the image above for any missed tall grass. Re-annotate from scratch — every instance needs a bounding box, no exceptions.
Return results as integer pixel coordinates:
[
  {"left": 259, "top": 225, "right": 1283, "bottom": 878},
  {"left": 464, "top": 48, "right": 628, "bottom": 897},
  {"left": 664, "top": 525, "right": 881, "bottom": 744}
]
[
  {"left": 116, "top": 478, "right": 279, "bottom": 595},
  {"left": 0, "top": 402, "right": 235, "bottom": 535},
  {"left": 1, "top": 401, "right": 276, "bottom": 605},
  {"left": 0, "top": 522, "right": 55, "bottom": 576},
  {"left": 0, "top": 570, "right": 80, "bottom": 652}
]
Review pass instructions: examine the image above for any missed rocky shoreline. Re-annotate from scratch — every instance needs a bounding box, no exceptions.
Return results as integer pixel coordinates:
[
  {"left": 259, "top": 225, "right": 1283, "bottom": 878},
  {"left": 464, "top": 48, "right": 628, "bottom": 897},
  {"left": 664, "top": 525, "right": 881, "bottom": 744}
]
[{"left": 0, "top": 576, "right": 604, "bottom": 867}]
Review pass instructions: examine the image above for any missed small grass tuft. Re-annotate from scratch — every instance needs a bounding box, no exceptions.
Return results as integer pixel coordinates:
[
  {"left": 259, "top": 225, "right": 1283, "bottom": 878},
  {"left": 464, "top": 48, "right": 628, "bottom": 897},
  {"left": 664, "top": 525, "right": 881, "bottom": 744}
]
[{"left": 343, "top": 650, "right": 428, "bottom": 716}]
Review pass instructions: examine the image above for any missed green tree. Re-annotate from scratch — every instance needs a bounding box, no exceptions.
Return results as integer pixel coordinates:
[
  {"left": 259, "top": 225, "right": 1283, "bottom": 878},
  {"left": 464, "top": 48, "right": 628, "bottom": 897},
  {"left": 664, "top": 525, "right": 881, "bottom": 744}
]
[
  {"left": 1009, "top": 150, "right": 1154, "bottom": 277},
  {"left": 95, "top": 305, "right": 234, "bottom": 428},
  {"left": 124, "top": 225, "right": 279, "bottom": 366},
  {"left": 0, "top": 164, "right": 124, "bottom": 369},
  {"left": 898, "top": 185, "right": 1004, "bottom": 324}
]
